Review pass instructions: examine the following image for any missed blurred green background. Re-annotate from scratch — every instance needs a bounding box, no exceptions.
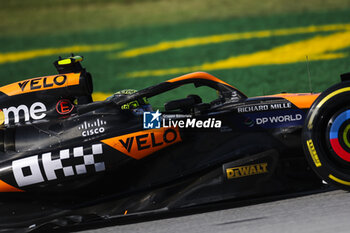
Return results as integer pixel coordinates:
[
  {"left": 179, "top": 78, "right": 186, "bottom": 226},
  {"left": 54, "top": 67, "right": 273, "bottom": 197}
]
[{"left": 1, "top": 0, "right": 350, "bottom": 104}]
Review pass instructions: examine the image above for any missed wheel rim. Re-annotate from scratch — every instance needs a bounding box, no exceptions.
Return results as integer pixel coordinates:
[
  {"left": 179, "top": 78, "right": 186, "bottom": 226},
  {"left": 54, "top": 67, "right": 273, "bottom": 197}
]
[{"left": 328, "top": 109, "right": 350, "bottom": 162}]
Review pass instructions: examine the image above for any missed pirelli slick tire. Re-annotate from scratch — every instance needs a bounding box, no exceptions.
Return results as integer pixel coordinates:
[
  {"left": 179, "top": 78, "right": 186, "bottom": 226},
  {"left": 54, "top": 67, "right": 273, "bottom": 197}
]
[{"left": 303, "top": 81, "right": 350, "bottom": 190}]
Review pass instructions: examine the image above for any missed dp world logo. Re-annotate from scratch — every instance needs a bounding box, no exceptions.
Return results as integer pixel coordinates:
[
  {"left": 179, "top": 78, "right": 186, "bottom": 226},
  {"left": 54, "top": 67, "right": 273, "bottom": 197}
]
[{"left": 143, "top": 110, "right": 161, "bottom": 129}]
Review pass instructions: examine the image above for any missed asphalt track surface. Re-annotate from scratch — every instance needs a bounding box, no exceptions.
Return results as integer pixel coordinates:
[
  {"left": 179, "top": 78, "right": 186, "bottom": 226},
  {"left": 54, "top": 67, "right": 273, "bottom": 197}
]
[{"left": 71, "top": 189, "right": 350, "bottom": 233}]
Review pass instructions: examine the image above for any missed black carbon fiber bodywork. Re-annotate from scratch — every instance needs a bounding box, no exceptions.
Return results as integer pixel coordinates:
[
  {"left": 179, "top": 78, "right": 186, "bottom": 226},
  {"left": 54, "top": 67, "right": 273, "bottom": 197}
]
[{"left": 0, "top": 63, "right": 324, "bottom": 232}]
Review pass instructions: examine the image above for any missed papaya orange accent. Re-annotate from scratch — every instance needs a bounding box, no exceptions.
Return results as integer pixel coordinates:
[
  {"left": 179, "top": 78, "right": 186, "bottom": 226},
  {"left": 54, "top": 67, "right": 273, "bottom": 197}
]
[
  {"left": 166, "top": 72, "right": 234, "bottom": 88},
  {"left": 263, "top": 93, "right": 320, "bottom": 109},
  {"left": 0, "top": 73, "right": 80, "bottom": 96},
  {"left": 66, "top": 73, "right": 81, "bottom": 86},
  {"left": 0, "top": 179, "right": 23, "bottom": 192},
  {"left": 102, "top": 127, "right": 181, "bottom": 160}
]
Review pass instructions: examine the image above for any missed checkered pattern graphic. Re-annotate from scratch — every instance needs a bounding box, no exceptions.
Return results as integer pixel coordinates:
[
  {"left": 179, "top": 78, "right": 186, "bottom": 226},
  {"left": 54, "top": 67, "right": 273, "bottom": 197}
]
[
  {"left": 60, "top": 149, "right": 75, "bottom": 177},
  {"left": 41, "top": 143, "right": 105, "bottom": 180},
  {"left": 73, "top": 144, "right": 105, "bottom": 174},
  {"left": 12, "top": 143, "right": 106, "bottom": 187}
]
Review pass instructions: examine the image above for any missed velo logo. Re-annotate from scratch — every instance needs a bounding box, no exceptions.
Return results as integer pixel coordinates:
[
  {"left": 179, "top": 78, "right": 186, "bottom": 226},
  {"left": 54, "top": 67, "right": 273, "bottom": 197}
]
[{"left": 102, "top": 127, "right": 181, "bottom": 159}]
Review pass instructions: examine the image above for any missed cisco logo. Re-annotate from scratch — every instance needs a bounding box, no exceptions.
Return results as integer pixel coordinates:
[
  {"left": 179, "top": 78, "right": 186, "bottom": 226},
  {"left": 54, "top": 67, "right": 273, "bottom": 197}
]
[{"left": 78, "top": 119, "right": 107, "bottom": 137}]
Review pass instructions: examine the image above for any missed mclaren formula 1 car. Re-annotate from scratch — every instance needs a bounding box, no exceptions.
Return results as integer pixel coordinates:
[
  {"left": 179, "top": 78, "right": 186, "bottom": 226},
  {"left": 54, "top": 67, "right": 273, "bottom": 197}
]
[{"left": 0, "top": 55, "right": 350, "bottom": 232}]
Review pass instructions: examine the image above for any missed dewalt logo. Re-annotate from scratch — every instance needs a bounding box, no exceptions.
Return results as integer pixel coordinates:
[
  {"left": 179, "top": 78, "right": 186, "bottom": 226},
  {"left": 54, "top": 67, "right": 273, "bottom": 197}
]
[{"left": 226, "top": 163, "right": 268, "bottom": 179}]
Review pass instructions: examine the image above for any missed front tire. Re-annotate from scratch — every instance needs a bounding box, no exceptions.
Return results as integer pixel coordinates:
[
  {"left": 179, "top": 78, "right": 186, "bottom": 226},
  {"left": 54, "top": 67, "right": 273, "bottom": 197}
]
[{"left": 303, "top": 81, "right": 350, "bottom": 190}]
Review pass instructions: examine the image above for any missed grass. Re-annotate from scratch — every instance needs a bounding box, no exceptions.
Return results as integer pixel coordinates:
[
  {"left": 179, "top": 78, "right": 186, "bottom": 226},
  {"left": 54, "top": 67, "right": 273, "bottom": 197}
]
[
  {"left": 1, "top": 0, "right": 350, "bottom": 105},
  {"left": 1, "top": 0, "right": 350, "bottom": 36}
]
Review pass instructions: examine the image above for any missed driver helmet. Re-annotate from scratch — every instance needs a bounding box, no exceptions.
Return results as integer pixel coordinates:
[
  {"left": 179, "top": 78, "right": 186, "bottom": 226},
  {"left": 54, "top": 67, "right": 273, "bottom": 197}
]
[{"left": 108, "top": 89, "right": 152, "bottom": 115}]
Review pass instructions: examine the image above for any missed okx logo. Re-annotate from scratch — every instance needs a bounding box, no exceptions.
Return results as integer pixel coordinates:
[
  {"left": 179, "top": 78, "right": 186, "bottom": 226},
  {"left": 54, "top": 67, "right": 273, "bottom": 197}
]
[
  {"left": 143, "top": 110, "right": 161, "bottom": 129},
  {"left": 12, "top": 144, "right": 105, "bottom": 187}
]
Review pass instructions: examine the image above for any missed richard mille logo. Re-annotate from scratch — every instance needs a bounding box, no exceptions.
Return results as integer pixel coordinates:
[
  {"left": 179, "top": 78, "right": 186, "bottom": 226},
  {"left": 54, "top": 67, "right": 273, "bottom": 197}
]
[{"left": 78, "top": 119, "right": 107, "bottom": 137}]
